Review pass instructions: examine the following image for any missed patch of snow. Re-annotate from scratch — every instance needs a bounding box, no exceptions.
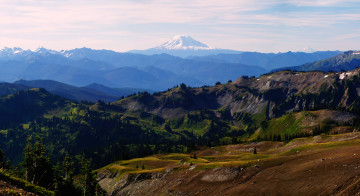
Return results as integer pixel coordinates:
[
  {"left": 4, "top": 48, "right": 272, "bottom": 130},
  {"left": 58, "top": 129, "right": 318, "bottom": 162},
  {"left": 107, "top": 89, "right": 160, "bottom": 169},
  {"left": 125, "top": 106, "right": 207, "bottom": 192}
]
[
  {"left": 339, "top": 72, "right": 354, "bottom": 80},
  {"left": 339, "top": 73, "right": 346, "bottom": 80},
  {"left": 324, "top": 75, "right": 329, "bottom": 78}
]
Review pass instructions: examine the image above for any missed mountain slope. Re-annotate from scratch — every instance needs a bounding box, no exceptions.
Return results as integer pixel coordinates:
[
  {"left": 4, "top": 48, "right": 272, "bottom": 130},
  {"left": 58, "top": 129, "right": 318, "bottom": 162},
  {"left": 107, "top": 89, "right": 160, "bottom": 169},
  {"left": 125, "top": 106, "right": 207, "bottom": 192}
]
[
  {"left": 0, "top": 88, "right": 69, "bottom": 129},
  {"left": 0, "top": 170, "right": 54, "bottom": 196},
  {"left": 0, "top": 83, "right": 30, "bottom": 97},
  {"left": 97, "top": 132, "right": 360, "bottom": 196},
  {"left": 276, "top": 50, "right": 360, "bottom": 72},
  {"left": 113, "top": 68, "right": 360, "bottom": 120}
]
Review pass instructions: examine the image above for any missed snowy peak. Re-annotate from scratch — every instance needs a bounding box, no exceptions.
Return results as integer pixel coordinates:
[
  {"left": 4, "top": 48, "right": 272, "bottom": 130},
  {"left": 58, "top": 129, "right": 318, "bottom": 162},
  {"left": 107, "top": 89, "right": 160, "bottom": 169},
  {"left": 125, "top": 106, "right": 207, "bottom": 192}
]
[
  {"left": 0, "top": 47, "right": 60, "bottom": 57},
  {"left": 154, "top": 35, "right": 213, "bottom": 50},
  {"left": 0, "top": 47, "right": 25, "bottom": 54}
]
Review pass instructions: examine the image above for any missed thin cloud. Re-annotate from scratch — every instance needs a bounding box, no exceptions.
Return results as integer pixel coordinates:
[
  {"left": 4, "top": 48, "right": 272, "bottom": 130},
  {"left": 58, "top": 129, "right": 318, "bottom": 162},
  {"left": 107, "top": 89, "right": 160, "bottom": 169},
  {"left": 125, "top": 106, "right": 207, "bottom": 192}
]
[{"left": 0, "top": 0, "right": 359, "bottom": 51}]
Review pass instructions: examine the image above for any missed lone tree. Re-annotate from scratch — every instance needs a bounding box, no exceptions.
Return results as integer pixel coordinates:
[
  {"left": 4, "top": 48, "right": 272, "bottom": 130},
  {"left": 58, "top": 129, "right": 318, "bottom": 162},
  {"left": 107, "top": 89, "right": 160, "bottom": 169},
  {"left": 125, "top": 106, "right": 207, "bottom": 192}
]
[{"left": 253, "top": 147, "right": 257, "bottom": 154}]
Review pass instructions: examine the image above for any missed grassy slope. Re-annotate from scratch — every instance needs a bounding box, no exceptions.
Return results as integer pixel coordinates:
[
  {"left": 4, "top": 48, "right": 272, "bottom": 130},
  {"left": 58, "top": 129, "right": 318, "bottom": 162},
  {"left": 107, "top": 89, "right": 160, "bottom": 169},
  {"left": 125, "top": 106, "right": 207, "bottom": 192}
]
[
  {"left": 97, "top": 132, "right": 360, "bottom": 195},
  {"left": 0, "top": 170, "right": 54, "bottom": 196}
]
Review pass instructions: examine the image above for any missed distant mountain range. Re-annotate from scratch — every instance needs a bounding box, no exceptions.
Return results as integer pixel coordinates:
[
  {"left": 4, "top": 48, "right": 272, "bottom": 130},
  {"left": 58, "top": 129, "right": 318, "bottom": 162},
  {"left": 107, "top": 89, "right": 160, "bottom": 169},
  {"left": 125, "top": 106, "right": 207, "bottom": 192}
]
[
  {"left": 0, "top": 80, "right": 148, "bottom": 103},
  {"left": 0, "top": 51, "right": 355, "bottom": 104},
  {"left": 0, "top": 37, "right": 343, "bottom": 91}
]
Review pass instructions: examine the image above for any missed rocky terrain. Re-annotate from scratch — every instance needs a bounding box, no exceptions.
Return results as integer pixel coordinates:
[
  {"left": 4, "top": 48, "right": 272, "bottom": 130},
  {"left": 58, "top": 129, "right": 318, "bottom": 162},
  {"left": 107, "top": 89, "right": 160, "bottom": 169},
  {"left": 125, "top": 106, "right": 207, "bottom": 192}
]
[{"left": 114, "top": 68, "right": 360, "bottom": 119}]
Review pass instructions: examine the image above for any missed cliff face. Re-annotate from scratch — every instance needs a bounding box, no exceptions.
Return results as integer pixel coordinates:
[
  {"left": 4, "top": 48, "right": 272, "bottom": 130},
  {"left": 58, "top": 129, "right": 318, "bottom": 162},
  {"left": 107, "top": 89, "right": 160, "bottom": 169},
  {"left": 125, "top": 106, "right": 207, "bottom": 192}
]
[{"left": 114, "top": 69, "right": 360, "bottom": 119}]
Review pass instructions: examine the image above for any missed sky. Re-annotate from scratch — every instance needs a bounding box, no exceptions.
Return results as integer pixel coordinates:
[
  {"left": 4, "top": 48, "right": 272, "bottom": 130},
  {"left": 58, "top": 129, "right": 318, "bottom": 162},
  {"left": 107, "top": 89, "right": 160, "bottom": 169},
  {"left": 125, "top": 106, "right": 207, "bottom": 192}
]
[{"left": 0, "top": 0, "right": 359, "bottom": 53}]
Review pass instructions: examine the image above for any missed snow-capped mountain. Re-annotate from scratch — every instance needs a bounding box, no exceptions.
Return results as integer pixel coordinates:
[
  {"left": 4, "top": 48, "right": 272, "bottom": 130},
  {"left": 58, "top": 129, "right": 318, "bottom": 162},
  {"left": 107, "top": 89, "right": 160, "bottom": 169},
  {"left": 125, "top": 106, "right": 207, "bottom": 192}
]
[
  {"left": 0, "top": 47, "right": 65, "bottom": 62},
  {"left": 129, "top": 35, "right": 242, "bottom": 58},
  {"left": 153, "top": 35, "right": 213, "bottom": 50}
]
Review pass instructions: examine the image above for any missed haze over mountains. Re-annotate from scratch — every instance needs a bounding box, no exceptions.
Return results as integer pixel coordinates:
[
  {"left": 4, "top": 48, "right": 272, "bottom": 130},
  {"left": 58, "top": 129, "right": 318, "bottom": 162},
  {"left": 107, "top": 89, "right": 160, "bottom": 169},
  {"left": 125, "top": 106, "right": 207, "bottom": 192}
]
[{"left": 0, "top": 35, "right": 343, "bottom": 94}]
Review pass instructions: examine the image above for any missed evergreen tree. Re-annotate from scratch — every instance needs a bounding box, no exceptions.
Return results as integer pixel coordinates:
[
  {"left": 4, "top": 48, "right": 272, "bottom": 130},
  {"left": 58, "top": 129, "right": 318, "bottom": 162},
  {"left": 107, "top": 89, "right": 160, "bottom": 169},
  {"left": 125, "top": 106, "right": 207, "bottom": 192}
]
[
  {"left": 53, "top": 153, "right": 80, "bottom": 196},
  {"left": 253, "top": 147, "right": 257, "bottom": 154},
  {"left": 80, "top": 155, "right": 97, "bottom": 196},
  {"left": 5, "top": 158, "right": 11, "bottom": 171},
  {"left": 22, "top": 136, "right": 35, "bottom": 182},
  {"left": 22, "top": 135, "right": 54, "bottom": 189},
  {"left": 32, "top": 135, "right": 54, "bottom": 188},
  {"left": 63, "top": 152, "right": 74, "bottom": 181},
  {"left": 53, "top": 163, "right": 64, "bottom": 193},
  {"left": 0, "top": 148, "right": 4, "bottom": 168}
]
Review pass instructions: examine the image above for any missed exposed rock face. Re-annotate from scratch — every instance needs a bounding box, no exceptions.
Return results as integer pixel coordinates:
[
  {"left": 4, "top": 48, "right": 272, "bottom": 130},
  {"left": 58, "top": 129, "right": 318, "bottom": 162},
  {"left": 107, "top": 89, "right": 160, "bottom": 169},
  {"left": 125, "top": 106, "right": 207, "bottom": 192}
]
[
  {"left": 114, "top": 69, "right": 360, "bottom": 119},
  {"left": 98, "top": 171, "right": 164, "bottom": 196}
]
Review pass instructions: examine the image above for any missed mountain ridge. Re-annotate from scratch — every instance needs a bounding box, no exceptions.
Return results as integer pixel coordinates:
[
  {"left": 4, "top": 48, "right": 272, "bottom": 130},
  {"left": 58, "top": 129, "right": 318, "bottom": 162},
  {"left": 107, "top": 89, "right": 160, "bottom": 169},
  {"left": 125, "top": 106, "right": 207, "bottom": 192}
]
[{"left": 274, "top": 50, "right": 360, "bottom": 72}]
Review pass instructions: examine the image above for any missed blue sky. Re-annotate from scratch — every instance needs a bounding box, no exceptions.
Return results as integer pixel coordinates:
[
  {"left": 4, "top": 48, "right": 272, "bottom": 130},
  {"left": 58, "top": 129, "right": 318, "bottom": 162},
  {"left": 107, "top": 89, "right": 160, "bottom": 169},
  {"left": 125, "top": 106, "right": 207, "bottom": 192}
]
[{"left": 0, "top": 0, "right": 359, "bottom": 52}]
